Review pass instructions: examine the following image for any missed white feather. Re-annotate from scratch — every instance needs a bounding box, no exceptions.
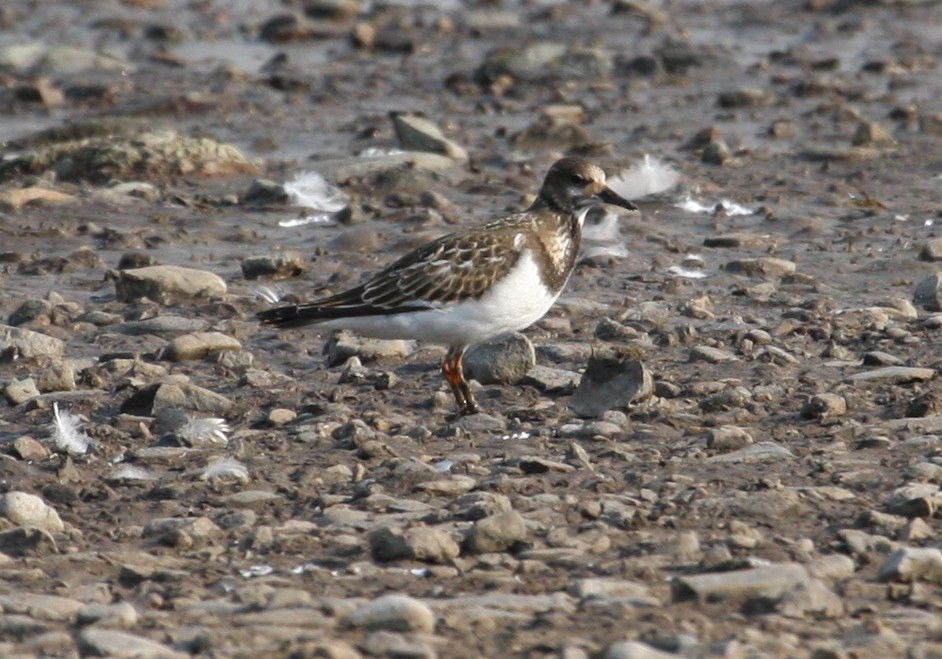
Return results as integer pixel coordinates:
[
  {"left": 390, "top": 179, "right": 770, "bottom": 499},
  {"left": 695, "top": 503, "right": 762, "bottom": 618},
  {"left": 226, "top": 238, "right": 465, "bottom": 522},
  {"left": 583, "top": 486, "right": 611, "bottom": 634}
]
[
  {"left": 201, "top": 457, "right": 249, "bottom": 483},
  {"left": 607, "top": 155, "right": 680, "bottom": 200},
  {"left": 255, "top": 285, "right": 285, "bottom": 304},
  {"left": 108, "top": 465, "right": 156, "bottom": 482},
  {"left": 52, "top": 403, "right": 92, "bottom": 456},
  {"left": 283, "top": 171, "right": 347, "bottom": 212},
  {"left": 177, "top": 417, "right": 230, "bottom": 448}
]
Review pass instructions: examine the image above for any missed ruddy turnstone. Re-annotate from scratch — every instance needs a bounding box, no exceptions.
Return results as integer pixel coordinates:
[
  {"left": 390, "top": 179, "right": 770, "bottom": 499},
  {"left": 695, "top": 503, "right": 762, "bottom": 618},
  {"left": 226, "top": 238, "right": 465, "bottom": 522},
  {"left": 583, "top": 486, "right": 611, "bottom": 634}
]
[{"left": 258, "top": 157, "right": 636, "bottom": 415}]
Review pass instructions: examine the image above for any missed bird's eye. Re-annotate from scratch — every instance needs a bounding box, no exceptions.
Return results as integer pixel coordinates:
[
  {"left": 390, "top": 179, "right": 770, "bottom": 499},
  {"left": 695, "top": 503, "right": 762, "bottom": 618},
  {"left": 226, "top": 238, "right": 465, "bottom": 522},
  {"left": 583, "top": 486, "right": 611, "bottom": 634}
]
[{"left": 570, "top": 173, "right": 587, "bottom": 185}]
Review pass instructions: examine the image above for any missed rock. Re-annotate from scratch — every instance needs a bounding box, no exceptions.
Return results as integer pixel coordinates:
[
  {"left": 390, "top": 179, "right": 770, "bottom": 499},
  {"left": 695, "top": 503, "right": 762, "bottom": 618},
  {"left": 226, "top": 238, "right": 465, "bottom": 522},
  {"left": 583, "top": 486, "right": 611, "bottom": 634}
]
[
  {"left": 914, "top": 273, "right": 942, "bottom": 311},
  {"left": 878, "top": 547, "right": 942, "bottom": 584},
  {"left": 706, "top": 426, "right": 753, "bottom": 451},
  {"left": 706, "top": 441, "right": 794, "bottom": 464},
  {"left": 77, "top": 628, "right": 186, "bottom": 658},
  {"left": 4, "top": 377, "right": 41, "bottom": 405},
  {"left": 801, "top": 393, "right": 847, "bottom": 420},
  {"left": 368, "top": 525, "right": 460, "bottom": 564},
  {"left": 778, "top": 578, "right": 844, "bottom": 619},
  {"left": 267, "top": 408, "right": 296, "bottom": 426},
  {"left": 807, "top": 554, "right": 856, "bottom": 582},
  {"left": 35, "top": 362, "right": 76, "bottom": 393},
  {"left": 392, "top": 113, "right": 469, "bottom": 163},
  {"left": 0, "top": 592, "right": 83, "bottom": 621},
  {"left": 115, "top": 265, "right": 227, "bottom": 303},
  {"left": 10, "top": 436, "right": 49, "bottom": 461},
  {"left": 359, "top": 631, "right": 436, "bottom": 659},
  {"left": 313, "top": 152, "right": 462, "bottom": 187},
  {"left": 569, "top": 349, "right": 653, "bottom": 418},
  {"left": 852, "top": 120, "right": 895, "bottom": 146},
  {"left": 326, "top": 331, "right": 411, "bottom": 366},
  {"left": 475, "top": 41, "right": 613, "bottom": 83},
  {"left": 0, "top": 43, "right": 133, "bottom": 74},
  {"left": 604, "top": 641, "right": 679, "bottom": 659},
  {"left": 521, "top": 365, "right": 580, "bottom": 393},
  {"left": 115, "top": 316, "right": 209, "bottom": 336},
  {"left": 718, "top": 87, "right": 770, "bottom": 108},
  {"left": 689, "top": 345, "right": 737, "bottom": 363},
  {"left": 77, "top": 601, "right": 139, "bottom": 628},
  {"left": 919, "top": 238, "right": 942, "bottom": 262},
  {"left": 846, "top": 366, "right": 935, "bottom": 385},
  {"left": 463, "top": 333, "right": 535, "bottom": 385},
  {"left": 345, "top": 594, "right": 436, "bottom": 633},
  {"left": 571, "top": 578, "right": 654, "bottom": 601},
  {"left": 121, "top": 381, "right": 232, "bottom": 416},
  {"left": 724, "top": 257, "right": 796, "bottom": 278},
  {"left": 163, "top": 332, "right": 242, "bottom": 361},
  {"left": 241, "top": 253, "right": 305, "bottom": 279},
  {"left": 0, "top": 186, "right": 76, "bottom": 211},
  {"left": 703, "top": 232, "right": 778, "bottom": 249},
  {"left": 465, "top": 510, "right": 527, "bottom": 554},
  {"left": 0, "top": 324, "right": 65, "bottom": 360},
  {"left": 0, "top": 491, "right": 64, "bottom": 531},
  {"left": 672, "top": 563, "right": 809, "bottom": 602},
  {"left": 3, "top": 129, "right": 258, "bottom": 183}
]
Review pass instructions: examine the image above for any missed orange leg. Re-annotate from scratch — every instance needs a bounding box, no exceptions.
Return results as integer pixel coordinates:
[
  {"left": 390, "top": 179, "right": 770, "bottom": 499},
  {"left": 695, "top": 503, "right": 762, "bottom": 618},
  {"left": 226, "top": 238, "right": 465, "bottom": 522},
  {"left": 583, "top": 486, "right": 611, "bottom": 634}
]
[{"left": 442, "top": 346, "right": 479, "bottom": 416}]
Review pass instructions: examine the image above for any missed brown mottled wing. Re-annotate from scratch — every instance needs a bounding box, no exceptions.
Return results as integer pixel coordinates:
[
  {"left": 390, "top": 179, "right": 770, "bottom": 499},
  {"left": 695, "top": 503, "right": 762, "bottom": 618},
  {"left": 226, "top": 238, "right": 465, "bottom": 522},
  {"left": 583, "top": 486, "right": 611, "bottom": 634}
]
[{"left": 259, "top": 216, "right": 530, "bottom": 325}]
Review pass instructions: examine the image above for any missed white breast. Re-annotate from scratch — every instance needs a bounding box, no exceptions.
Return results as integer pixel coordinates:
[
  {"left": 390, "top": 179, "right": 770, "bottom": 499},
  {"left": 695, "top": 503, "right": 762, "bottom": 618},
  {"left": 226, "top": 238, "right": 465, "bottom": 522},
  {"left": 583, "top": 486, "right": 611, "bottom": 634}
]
[{"left": 316, "top": 249, "right": 561, "bottom": 347}]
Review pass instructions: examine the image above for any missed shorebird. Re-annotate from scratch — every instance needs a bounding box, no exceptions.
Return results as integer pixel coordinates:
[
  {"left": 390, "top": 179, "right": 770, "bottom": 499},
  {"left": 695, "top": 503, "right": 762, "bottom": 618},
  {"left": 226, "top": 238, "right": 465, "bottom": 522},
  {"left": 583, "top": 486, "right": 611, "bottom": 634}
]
[{"left": 258, "top": 157, "right": 636, "bottom": 415}]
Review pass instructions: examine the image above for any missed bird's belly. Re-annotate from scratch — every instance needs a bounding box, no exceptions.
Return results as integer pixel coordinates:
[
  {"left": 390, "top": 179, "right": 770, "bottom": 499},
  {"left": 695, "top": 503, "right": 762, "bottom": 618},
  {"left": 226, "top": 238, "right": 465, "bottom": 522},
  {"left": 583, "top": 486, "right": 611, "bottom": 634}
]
[{"left": 318, "top": 250, "right": 562, "bottom": 346}]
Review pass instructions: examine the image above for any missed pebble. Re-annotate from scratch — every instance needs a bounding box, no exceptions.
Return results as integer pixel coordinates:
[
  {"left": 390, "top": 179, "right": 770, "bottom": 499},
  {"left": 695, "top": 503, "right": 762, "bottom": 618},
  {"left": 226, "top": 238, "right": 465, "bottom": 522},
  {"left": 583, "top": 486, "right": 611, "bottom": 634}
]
[
  {"left": 521, "top": 365, "right": 580, "bottom": 393},
  {"left": 689, "top": 345, "right": 737, "bottom": 363},
  {"left": 10, "top": 436, "right": 49, "bottom": 461},
  {"left": 919, "top": 238, "right": 942, "bottom": 262},
  {"left": 240, "top": 253, "right": 304, "bottom": 279},
  {"left": 345, "top": 594, "right": 436, "bottom": 633},
  {"left": 163, "top": 331, "right": 242, "bottom": 361},
  {"left": 877, "top": 547, "right": 942, "bottom": 584},
  {"left": 569, "top": 349, "right": 653, "bottom": 418},
  {"left": 369, "top": 525, "right": 460, "bottom": 563},
  {"left": 325, "top": 331, "right": 412, "bottom": 365},
  {"left": 4, "top": 377, "right": 41, "bottom": 405},
  {"left": 0, "top": 491, "right": 64, "bottom": 532},
  {"left": 914, "top": 272, "right": 942, "bottom": 311},
  {"left": 724, "top": 257, "right": 797, "bottom": 278},
  {"left": 801, "top": 393, "right": 847, "bottom": 420},
  {"left": 463, "top": 333, "right": 535, "bottom": 385},
  {"left": 672, "top": 563, "right": 809, "bottom": 602},
  {"left": 706, "top": 425, "right": 753, "bottom": 451},
  {"left": 115, "top": 316, "right": 209, "bottom": 336},
  {"left": 706, "top": 442, "right": 794, "bottom": 464},
  {"left": 465, "top": 510, "right": 527, "bottom": 554},
  {"left": 77, "top": 628, "right": 187, "bottom": 659},
  {"left": 114, "top": 265, "right": 227, "bottom": 303},
  {"left": 604, "top": 641, "right": 679, "bottom": 659},
  {"left": 121, "top": 381, "right": 232, "bottom": 416},
  {"left": 392, "top": 112, "right": 469, "bottom": 163},
  {"left": 846, "top": 366, "right": 935, "bottom": 385},
  {"left": 0, "top": 324, "right": 65, "bottom": 360}
]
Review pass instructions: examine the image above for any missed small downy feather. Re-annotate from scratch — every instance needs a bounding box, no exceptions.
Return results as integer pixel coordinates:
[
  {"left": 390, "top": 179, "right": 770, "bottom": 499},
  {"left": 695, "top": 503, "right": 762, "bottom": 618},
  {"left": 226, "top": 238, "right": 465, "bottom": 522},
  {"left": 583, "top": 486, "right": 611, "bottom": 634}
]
[
  {"left": 255, "top": 285, "right": 285, "bottom": 305},
  {"left": 607, "top": 155, "right": 680, "bottom": 200},
  {"left": 176, "top": 417, "right": 230, "bottom": 448},
  {"left": 201, "top": 457, "right": 249, "bottom": 483},
  {"left": 52, "top": 402, "right": 92, "bottom": 456}
]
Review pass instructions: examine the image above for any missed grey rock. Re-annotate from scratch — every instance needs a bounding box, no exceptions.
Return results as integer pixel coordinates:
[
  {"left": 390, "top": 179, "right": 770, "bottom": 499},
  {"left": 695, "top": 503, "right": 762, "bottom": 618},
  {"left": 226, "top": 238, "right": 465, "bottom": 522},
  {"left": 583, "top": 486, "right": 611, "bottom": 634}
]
[
  {"left": 688, "top": 345, "right": 737, "bottom": 363},
  {"left": 115, "top": 316, "right": 209, "bottom": 336},
  {"left": 77, "top": 628, "right": 186, "bottom": 658},
  {"left": 672, "top": 562, "right": 809, "bottom": 602},
  {"left": 570, "top": 349, "right": 653, "bottom": 418},
  {"left": 34, "top": 362, "right": 76, "bottom": 393},
  {"left": 359, "top": 631, "right": 436, "bottom": 659},
  {"left": 801, "top": 393, "right": 847, "bottom": 420},
  {"left": 885, "top": 482, "right": 941, "bottom": 518},
  {"left": 465, "top": 510, "right": 527, "bottom": 554},
  {"left": 846, "top": 366, "right": 935, "bottom": 384},
  {"left": 77, "top": 602, "right": 140, "bottom": 629},
  {"left": 706, "top": 441, "right": 794, "bottom": 463},
  {"left": 368, "top": 525, "right": 460, "bottom": 564},
  {"left": 914, "top": 273, "right": 942, "bottom": 311},
  {"left": 520, "top": 365, "right": 580, "bottom": 393},
  {"left": 163, "top": 332, "right": 242, "bottom": 361},
  {"left": 777, "top": 578, "right": 844, "bottom": 619},
  {"left": 476, "top": 41, "right": 612, "bottom": 82},
  {"left": 706, "top": 425, "right": 753, "bottom": 451},
  {"left": 4, "top": 377, "right": 40, "bottom": 405},
  {"left": 0, "top": 324, "right": 65, "bottom": 360},
  {"left": 0, "top": 592, "right": 82, "bottom": 621},
  {"left": 115, "top": 265, "right": 227, "bottom": 303},
  {"left": 463, "top": 332, "right": 535, "bottom": 385},
  {"left": 0, "top": 491, "right": 64, "bottom": 531},
  {"left": 121, "top": 381, "right": 232, "bottom": 416},
  {"left": 878, "top": 547, "right": 942, "bottom": 583},
  {"left": 807, "top": 554, "right": 856, "bottom": 582},
  {"left": 326, "top": 330, "right": 411, "bottom": 366},
  {"left": 571, "top": 578, "right": 654, "bottom": 601},
  {"left": 392, "top": 113, "right": 469, "bottom": 163},
  {"left": 0, "top": 43, "right": 133, "bottom": 74},
  {"left": 863, "top": 350, "right": 904, "bottom": 366},
  {"left": 314, "top": 152, "right": 462, "bottom": 185},
  {"left": 8, "top": 298, "right": 52, "bottom": 325},
  {"left": 345, "top": 594, "right": 436, "bottom": 633},
  {"left": 450, "top": 492, "right": 513, "bottom": 520},
  {"left": 724, "top": 257, "right": 796, "bottom": 278}
]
